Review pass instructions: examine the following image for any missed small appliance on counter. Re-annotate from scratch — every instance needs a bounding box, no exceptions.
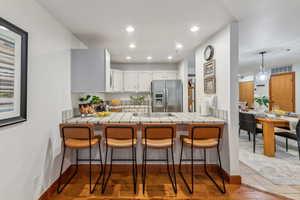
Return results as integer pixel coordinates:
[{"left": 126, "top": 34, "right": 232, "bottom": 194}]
[
  {"left": 151, "top": 80, "right": 183, "bottom": 112},
  {"left": 200, "top": 95, "right": 217, "bottom": 116}
]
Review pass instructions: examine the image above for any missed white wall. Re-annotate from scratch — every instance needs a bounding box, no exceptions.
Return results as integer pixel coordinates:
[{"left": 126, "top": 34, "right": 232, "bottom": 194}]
[
  {"left": 111, "top": 63, "right": 178, "bottom": 71},
  {"left": 0, "top": 0, "right": 86, "bottom": 199},
  {"left": 177, "top": 60, "right": 188, "bottom": 112},
  {"left": 195, "top": 23, "right": 239, "bottom": 175}
]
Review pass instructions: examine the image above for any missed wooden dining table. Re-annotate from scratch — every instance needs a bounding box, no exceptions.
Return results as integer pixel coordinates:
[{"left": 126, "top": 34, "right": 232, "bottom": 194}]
[{"left": 256, "top": 117, "right": 289, "bottom": 157}]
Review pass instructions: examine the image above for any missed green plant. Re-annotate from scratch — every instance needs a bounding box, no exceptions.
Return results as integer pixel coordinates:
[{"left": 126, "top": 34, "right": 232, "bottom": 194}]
[
  {"left": 255, "top": 96, "right": 269, "bottom": 107},
  {"left": 90, "top": 96, "right": 102, "bottom": 104},
  {"left": 130, "top": 95, "right": 145, "bottom": 105},
  {"left": 79, "top": 95, "right": 91, "bottom": 104}
]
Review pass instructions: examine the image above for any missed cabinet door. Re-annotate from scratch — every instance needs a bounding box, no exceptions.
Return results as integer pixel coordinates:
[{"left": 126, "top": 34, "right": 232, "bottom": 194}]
[
  {"left": 153, "top": 71, "right": 177, "bottom": 80},
  {"left": 105, "top": 49, "right": 112, "bottom": 92},
  {"left": 124, "top": 71, "right": 139, "bottom": 91},
  {"left": 113, "top": 70, "right": 123, "bottom": 91},
  {"left": 138, "top": 71, "right": 153, "bottom": 92}
]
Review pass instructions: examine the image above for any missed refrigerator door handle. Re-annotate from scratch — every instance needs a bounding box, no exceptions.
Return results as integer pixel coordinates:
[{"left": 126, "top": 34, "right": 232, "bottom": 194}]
[{"left": 165, "top": 88, "right": 168, "bottom": 112}]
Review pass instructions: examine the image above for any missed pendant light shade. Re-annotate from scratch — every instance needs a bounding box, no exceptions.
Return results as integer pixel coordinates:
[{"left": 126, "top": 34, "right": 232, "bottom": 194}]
[{"left": 255, "top": 51, "right": 270, "bottom": 84}]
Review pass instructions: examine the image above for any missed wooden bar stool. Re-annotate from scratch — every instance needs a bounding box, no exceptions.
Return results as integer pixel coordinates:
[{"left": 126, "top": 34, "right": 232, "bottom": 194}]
[
  {"left": 101, "top": 123, "right": 138, "bottom": 194},
  {"left": 57, "top": 123, "right": 103, "bottom": 194},
  {"left": 141, "top": 123, "right": 177, "bottom": 194},
  {"left": 179, "top": 123, "right": 226, "bottom": 194}
]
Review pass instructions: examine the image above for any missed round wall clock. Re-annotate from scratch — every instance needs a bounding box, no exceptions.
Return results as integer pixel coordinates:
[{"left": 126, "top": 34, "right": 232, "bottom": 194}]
[{"left": 204, "top": 45, "right": 214, "bottom": 61}]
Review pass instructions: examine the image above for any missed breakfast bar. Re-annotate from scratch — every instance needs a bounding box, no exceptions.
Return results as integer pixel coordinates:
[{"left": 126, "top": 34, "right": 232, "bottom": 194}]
[{"left": 64, "top": 112, "right": 226, "bottom": 164}]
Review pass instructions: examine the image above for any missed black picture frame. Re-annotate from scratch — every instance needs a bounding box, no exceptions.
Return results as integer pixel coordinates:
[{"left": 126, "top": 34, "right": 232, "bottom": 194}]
[{"left": 0, "top": 17, "right": 28, "bottom": 127}]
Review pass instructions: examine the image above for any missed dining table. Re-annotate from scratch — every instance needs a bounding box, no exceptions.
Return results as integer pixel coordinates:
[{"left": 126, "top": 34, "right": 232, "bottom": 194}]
[
  {"left": 256, "top": 117, "right": 289, "bottom": 157},
  {"left": 240, "top": 109, "right": 299, "bottom": 157}
]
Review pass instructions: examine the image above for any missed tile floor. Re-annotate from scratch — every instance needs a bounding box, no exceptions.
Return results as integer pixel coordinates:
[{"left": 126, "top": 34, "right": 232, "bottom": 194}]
[{"left": 239, "top": 131, "right": 300, "bottom": 200}]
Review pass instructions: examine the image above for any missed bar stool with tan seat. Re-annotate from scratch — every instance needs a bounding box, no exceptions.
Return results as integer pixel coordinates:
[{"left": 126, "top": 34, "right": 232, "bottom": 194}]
[
  {"left": 179, "top": 123, "right": 226, "bottom": 194},
  {"left": 141, "top": 123, "right": 177, "bottom": 194},
  {"left": 57, "top": 123, "right": 103, "bottom": 194},
  {"left": 101, "top": 123, "right": 138, "bottom": 194}
]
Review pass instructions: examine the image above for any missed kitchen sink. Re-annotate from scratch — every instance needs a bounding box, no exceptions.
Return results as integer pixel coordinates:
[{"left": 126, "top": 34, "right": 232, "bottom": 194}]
[{"left": 133, "top": 113, "right": 174, "bottom": 118}]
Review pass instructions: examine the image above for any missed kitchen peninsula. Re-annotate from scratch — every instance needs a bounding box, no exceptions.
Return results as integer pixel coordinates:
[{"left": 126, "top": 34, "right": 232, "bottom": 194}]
[{"left": 64, "top": 112, "right": 225, "bottom": 164}]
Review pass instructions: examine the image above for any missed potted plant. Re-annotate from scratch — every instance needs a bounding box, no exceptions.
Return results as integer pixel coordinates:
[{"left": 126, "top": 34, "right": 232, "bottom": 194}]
[
  {"left": 130, "top": 95, "right": 145, "bottom": 105},
  {"left": 255, "top": 96, "right": 269, "bottom": 112}
]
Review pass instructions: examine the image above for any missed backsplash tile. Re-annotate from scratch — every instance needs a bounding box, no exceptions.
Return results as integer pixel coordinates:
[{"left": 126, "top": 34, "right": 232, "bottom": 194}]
[{"left": 62, "top": 109, "right": 74, "bottom": 123}]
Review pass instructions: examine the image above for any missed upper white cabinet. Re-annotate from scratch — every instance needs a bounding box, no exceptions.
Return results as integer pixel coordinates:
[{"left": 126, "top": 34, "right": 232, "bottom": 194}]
[
  {"left": 138, "top": 71, "right": 153, "bottom": 92},
  {"left": 71, "top": 48, "right": 111, "bottom": 92},
  {"left": 153, "top": 71, "right": 177, "bottom": 80},
  {"left": 111, "top": 69, "right": 123, "bottom": 92},
  {"left": 123, "top": 71, "right": 139, "bottom": 91},
  {"left": 105, "top": 49, "right": 111, "bottom": 92}
]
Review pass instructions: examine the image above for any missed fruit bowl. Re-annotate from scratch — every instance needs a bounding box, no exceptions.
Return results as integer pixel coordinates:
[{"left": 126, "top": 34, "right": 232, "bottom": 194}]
[{"left": 96, "top": 112, "right": 111, "bottom": 117}]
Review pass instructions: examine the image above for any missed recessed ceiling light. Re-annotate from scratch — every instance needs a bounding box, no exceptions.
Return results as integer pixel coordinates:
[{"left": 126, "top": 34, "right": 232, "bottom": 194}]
[
  {"left": 168, "top": 56, "right": 173, "bottom": 60},
  {"left": 129, "top": 43, "right": 136, "bottom": 49},
  {"left": 147, "top": 56, "right": 152, "bottom": 60},
  {"left": 176, "top": 43, "right": 183, "bottom": 50},
  {"left": 126, "top": 56, "right": 132, "bottom": 60},
  {"left": 190, "top": 25, "right": 200, "bottom": 32},
  {"left": 126, "top": 25, "right": 135, "bottom": 33}
]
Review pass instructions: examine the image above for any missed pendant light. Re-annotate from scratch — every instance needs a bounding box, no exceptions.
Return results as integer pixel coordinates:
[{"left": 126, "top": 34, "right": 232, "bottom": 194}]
[{"left": 255, "top": 51, "right": 270, "bottom": 84}]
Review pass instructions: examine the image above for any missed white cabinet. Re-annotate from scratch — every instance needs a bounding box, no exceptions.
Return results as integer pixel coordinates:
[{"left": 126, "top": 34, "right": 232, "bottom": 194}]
[
  {"left": 71, "top": 48, "right": 110, "bottom": 92},
  {"left": 153, "top": 71, "right": 177, "bottom": 80},
  {"left": 138, "top": 71, "right": 153, "bottom": 92},
  {"left": 123, "top": 71, "right": 139, "bottom": 91},
  {"left": 111, "top": 70, "right": 123, "bottom": 92}
]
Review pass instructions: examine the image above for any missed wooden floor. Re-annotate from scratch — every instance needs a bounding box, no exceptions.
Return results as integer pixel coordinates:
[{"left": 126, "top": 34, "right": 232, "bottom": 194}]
[{"left": 49, "top": 166, "right": 289, "bottom": 200}]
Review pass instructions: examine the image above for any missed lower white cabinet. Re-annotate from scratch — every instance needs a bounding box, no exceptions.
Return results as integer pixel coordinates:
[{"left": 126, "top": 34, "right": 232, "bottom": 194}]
[
  {"left": 111, "top": 70, "right": 123, "bottom": 92},
  {"left": 138, "top": 71, "right": 153, "bottom": 92},
  {"left": 123, "top": 71, "right": 139, "bottom": 91}
]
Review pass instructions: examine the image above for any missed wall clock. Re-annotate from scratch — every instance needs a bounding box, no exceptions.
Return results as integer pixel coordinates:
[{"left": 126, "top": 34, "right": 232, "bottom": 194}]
[{"left": 204, "top": 45, "right": 214, "bottom": 61}]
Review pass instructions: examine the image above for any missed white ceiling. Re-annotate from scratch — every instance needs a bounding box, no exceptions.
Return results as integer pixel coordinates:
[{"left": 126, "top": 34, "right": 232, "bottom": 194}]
[
  {"left": 37, "top": 0, "right": 300, "bottom": 68},
  {"left": 37, "top": 0, "right": 234, "bottom": 63},
  {"left": 222, "top": 0, "right": 300, "bottom": 71}
]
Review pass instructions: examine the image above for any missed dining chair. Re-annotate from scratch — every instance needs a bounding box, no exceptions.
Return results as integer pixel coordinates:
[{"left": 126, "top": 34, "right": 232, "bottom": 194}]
[
  {"left": 275, "top": 120, "right": 300, "bottom": 159},
  {"left": 239, "top": 112, "right": 263, "bottom": 153},
  {"left": 57, "top": 123, "right": 103, "bottom": 194}
]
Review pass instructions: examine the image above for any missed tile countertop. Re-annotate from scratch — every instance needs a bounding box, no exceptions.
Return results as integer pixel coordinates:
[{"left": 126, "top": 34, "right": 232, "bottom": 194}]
[{"left": 65, "top": 112, "right": 225, "bottom": 124}]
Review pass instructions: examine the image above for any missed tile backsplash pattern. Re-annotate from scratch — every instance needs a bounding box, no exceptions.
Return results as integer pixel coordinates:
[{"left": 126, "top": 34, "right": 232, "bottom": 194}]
[
  {"left": 62, "top": 109, "right": 74, "bottom": 123},
  {"left": 211, "top": 108, "right": 228, "bottom": 122}
]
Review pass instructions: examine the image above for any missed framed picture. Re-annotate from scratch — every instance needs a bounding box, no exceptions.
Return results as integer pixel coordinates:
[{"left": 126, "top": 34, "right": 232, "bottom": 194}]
[
  {"left": 0, "top": 17, "right": 28, "bottom": 127},
  {"left": 203, "top": 60, "right": 216, "bottom": 94}
]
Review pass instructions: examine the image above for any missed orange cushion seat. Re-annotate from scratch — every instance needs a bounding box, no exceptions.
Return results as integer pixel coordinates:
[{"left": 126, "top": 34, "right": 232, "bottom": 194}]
[
  {"left": 65, "top": 137, "right": 100, "bottom": 149},
  {"left": 142, "top": 138, "right": 174, "bottom": 148},
  {"left": 181, "top": 135, "right": 218, "bottom": 148},
  {"left": 105, "top": 138, "right": 137, "bottom": 148}
]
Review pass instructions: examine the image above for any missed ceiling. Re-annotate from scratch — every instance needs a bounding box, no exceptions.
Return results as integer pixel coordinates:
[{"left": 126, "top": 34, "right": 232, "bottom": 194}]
[
  {"left": 37, "top": 0, "right": 300, "bottom": 68},
  {"left": 222, "top": 0, "right": 300, "bottom": 71},
  {"left": 37, "top": 0, "right": 234, "bottom": 63}
]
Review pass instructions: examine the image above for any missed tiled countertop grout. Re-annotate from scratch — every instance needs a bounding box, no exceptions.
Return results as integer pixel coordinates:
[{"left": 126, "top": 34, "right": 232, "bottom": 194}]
[{"left": 65, "top": 112, "right": 225, "bottom": 124}]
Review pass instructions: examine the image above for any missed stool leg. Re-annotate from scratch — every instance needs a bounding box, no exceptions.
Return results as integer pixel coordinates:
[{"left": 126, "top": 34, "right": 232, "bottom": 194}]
[
  {"left": 131, "top": 145, "right": 137, "bottom": 194},
  {"left": 204, "top": 148, "right": 226, "bottom": 193},
  {"left": 90, "top": 142, "right": 103, "bottom": 193},
  {"left": 142, "top": 146, "right": 147, "bottom": 194},
  {"left": 169, "top": 146, "right": 177, "bottom": 193},
  {"left": 57, "top": 148, "right": 79, "bottom": 194},
  {"left": 178, "top": 140, "right": 193, "bottom": 193},
  {"left": 102, "top": 147, "right": 113, "bottom": 193}
]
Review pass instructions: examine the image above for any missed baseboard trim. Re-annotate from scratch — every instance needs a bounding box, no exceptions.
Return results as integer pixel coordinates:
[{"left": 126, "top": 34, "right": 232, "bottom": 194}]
[
  {"left": 38, "top": 165, "right": 73, "bottom": 200},
  {"left": 38, "top": 164, "right": 241, "bottom": 200}
]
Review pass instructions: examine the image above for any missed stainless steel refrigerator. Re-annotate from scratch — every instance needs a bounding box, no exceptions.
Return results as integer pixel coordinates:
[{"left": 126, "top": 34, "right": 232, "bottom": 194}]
[{"left": 151, "top": 80, "right": 183, "bottom": 112}]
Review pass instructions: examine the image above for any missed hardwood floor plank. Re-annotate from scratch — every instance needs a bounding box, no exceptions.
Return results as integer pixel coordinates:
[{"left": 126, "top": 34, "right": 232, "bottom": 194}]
[{"left": 48, "top": 166, "right": 289, "bottom": 200}]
